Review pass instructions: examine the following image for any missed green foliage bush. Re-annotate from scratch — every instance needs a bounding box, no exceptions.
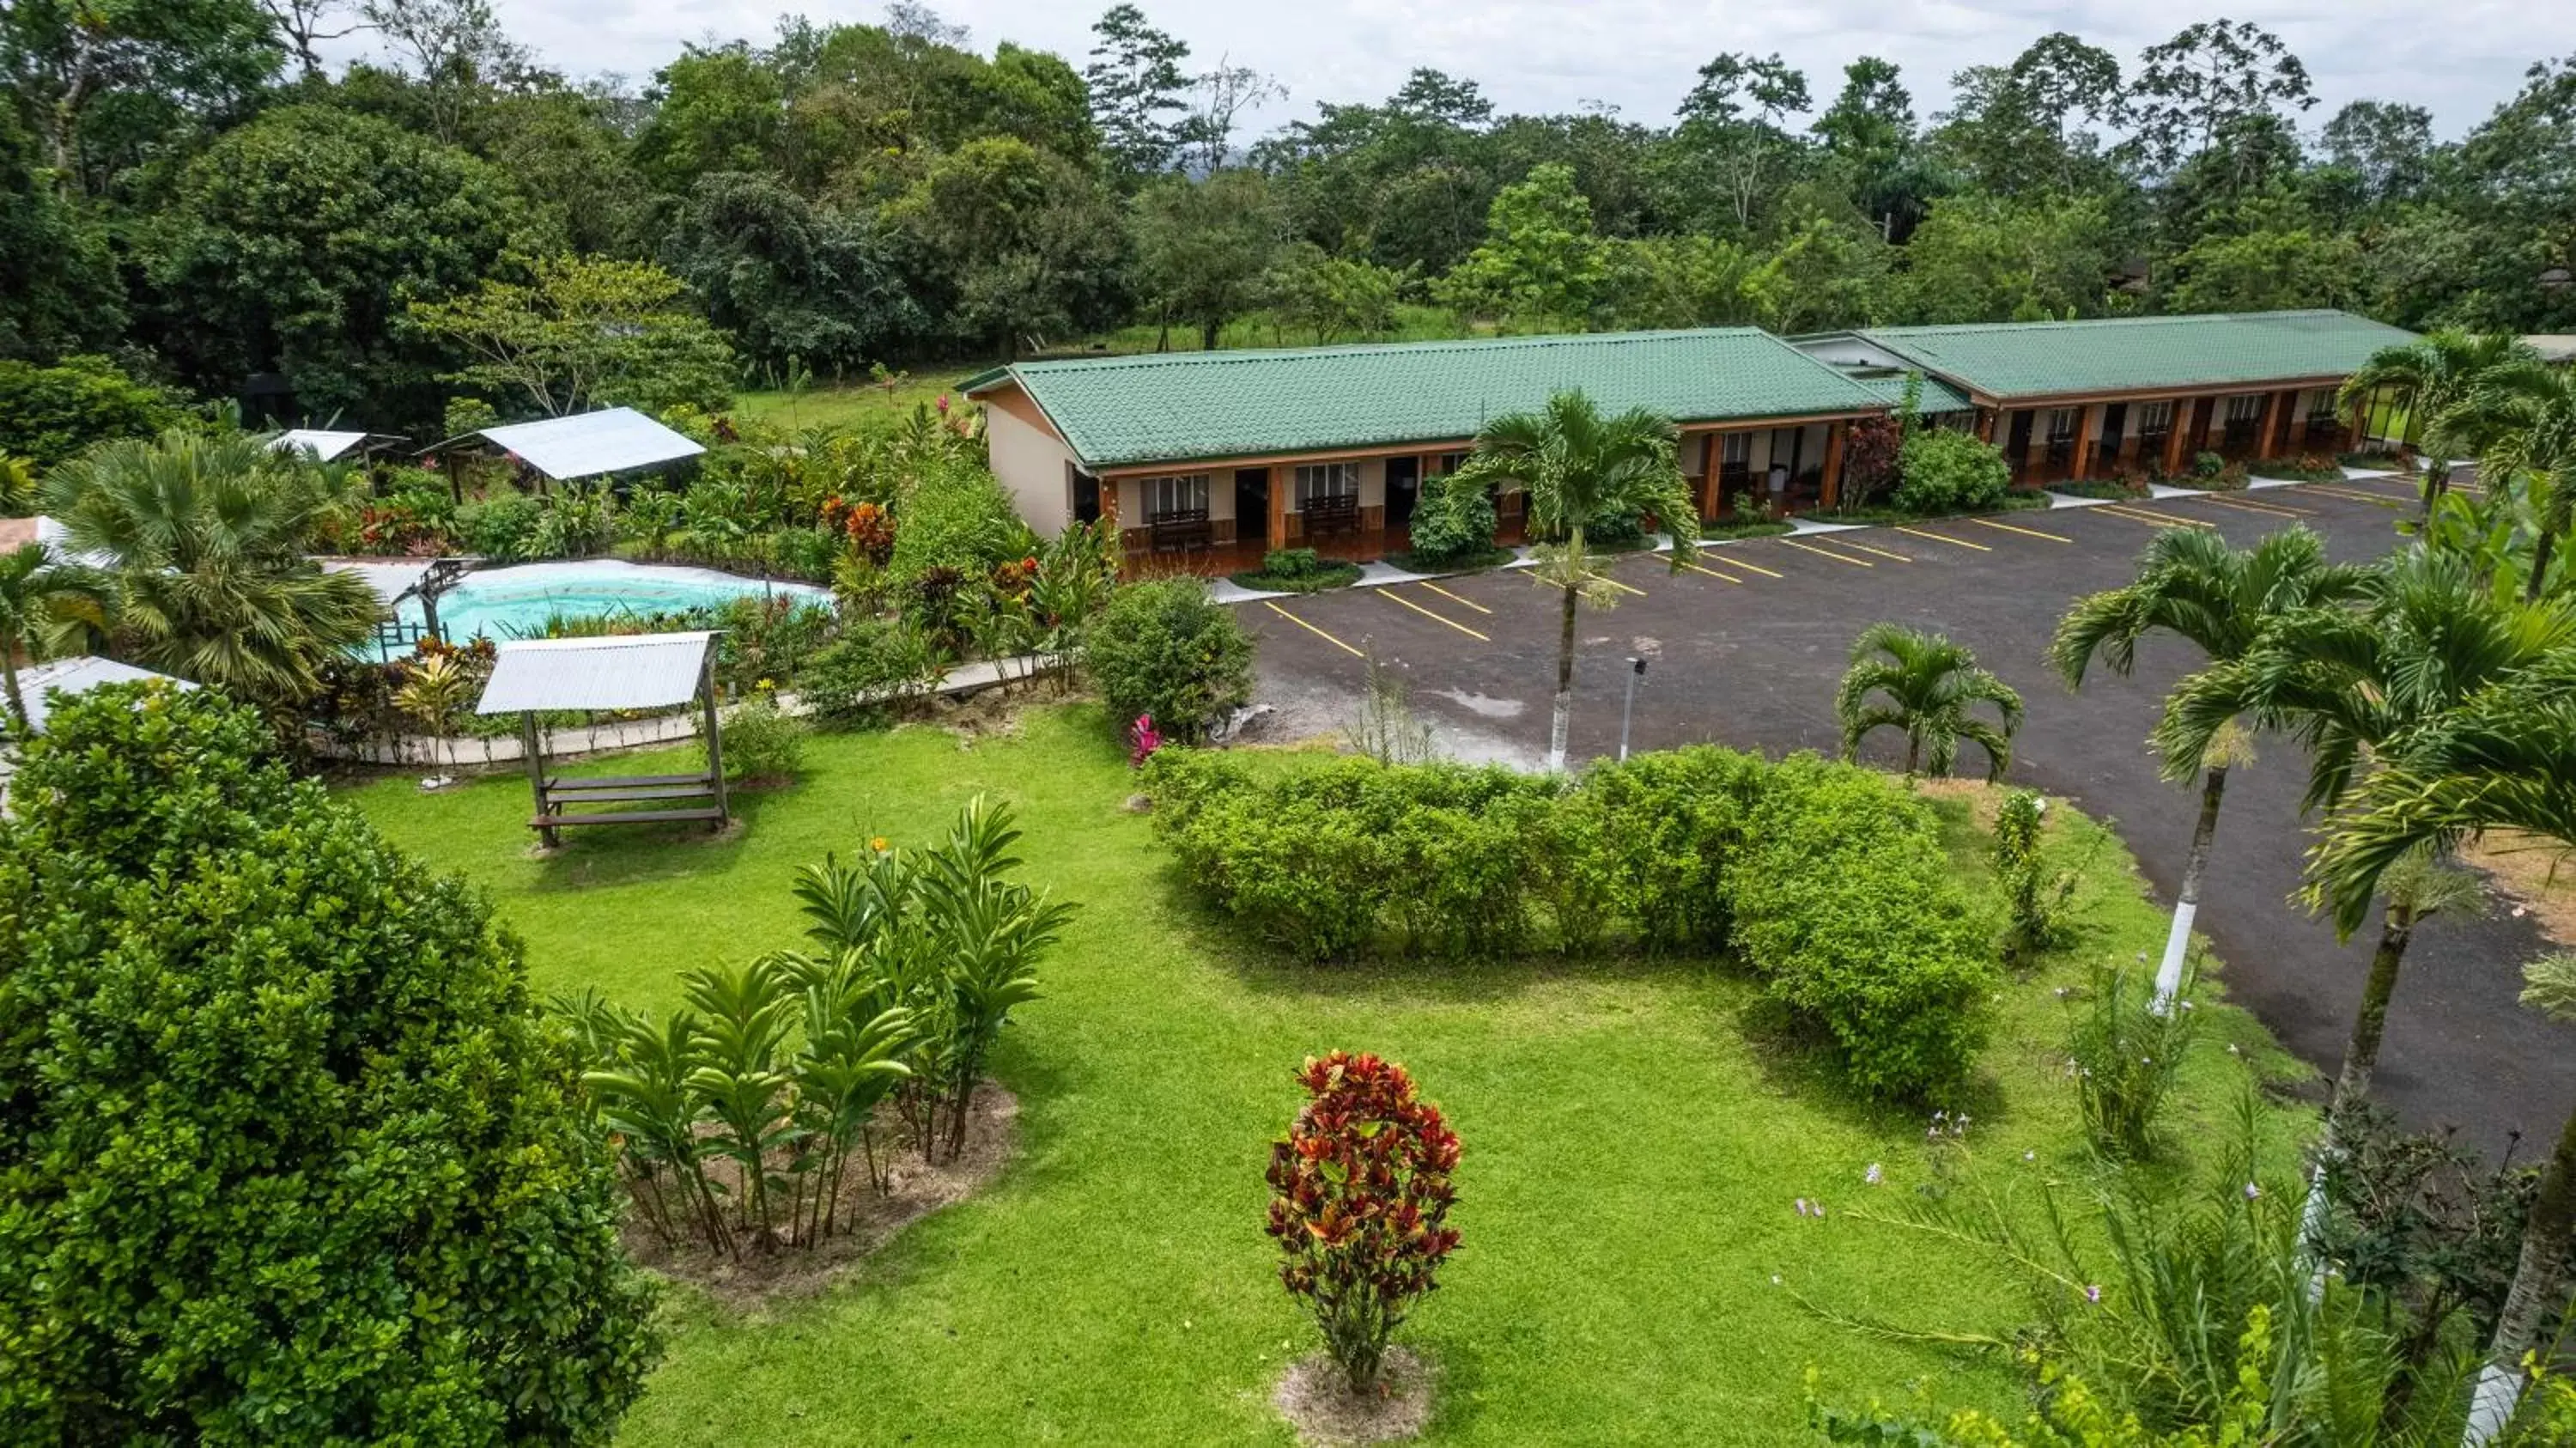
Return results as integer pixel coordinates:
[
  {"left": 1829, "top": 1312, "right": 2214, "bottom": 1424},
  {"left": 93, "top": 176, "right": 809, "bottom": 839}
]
[
  {"left": 1893, "top": 428, "right": 2012, "bottom": 515},
  {"left": 889, "top": 460, "right": 1032, "bottom": 583},
  {"left": 1230, "top": 546, "right": 1361, "bottom": 593},
  {"left": 1725, "top": 757, "right": 1999, "bottom": 1099},
  {"left": 1404, "top": 476, "right": 1499, "bottom": 565},
  {"left": 714, "top": 684, "right": 806, "bottom": 782},
  {"left": 454, "top": 490, "right": 544, "bottom": 560},
  {"left": 798, "top": 616, "right": 951, "bottom": 726},
  {"left": 1084, "top": 578, "right": 1254, "bottom": 744},
  {"left": 1151, "top": 745, "right": 1995, "bottom": 1099},
  {"left": 0, "top": 684, "right": 659, "bottom": 1442},
  {"left": 0, "top": 354, "right": 174, "bottom": 466}
]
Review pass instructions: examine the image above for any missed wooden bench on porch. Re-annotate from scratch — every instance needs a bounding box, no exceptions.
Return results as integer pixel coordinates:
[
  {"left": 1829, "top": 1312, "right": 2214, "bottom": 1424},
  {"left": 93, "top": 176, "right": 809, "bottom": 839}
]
[
  {"left": 1148, "top": 507, "right": 1211, "bottom": 554},
  {"left": 1302, "top": 491, "right": 1361, "bottom": 538}
]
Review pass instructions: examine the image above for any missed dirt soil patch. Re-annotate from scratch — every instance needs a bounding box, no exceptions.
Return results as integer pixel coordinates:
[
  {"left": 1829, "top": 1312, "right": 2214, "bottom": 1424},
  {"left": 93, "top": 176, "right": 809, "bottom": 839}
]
[
  {"left": 2462, "top": 830, "right": 2576, "bottom": 947},
  {"left": 622, "top": 1080, "right": 1018, "bottom": 1309},
  {"left": 1275, "top": 1348, "right": 1435, "bottom": 1446}
]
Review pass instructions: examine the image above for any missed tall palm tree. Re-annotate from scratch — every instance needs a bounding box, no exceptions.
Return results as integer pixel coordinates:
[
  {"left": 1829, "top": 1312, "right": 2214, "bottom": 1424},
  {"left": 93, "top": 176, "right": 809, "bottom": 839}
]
[
  {"left": 2306, "top": 654, "right": 2576, "bottom": 1446},
  {"left": 38, "top": 429, "right": 380, "bottom": 707},
  {"left": 2338, "top": 330, "right": 2538, "bottom": 526},
  {"left": 2157, "top": 551, "right": 2574, "bottom": 1182},
  {"left": 1834, "top": 623, "right": 2022, "bottom": 781},
  {"left": 2468, "top": 362, "right": 2576, "bottom": 602},
  {"left": 0, "top": 540, "right": 113, "bottom": 727},
  {"left": 2050, "top": 526, "right": 2372, "bottom": 1003},
  {"left": 1450, "top": 389, "right": 1699, "bottom": 771}
]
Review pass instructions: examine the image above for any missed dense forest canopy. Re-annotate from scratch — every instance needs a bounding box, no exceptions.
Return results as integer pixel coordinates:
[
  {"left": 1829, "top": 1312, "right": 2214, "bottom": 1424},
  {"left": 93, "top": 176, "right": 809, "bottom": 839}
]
[{"left": 2, "top": 0, "right": 2573, "bottom": 433}]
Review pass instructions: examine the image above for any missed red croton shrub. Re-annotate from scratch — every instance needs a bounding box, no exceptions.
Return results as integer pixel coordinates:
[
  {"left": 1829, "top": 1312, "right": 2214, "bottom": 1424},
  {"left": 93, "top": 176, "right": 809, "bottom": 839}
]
[{"left": 1265, "top": 1051, "right": 1461, "bottom": 1393}]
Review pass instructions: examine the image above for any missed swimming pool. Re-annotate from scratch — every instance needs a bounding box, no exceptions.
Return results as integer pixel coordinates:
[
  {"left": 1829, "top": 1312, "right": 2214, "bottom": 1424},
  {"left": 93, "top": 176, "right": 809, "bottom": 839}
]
[{"left": 397, "top": 561, "right": 831, "bottom": 642}]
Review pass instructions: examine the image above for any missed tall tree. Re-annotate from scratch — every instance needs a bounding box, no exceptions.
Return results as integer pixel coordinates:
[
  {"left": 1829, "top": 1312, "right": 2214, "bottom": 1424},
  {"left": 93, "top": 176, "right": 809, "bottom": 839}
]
[
  {"left": 1674, "top": 51, "right": 1811, "bottom": 233},
  {"left": 1449, "top": 390, "right": 1698, "bottom": 771},
  {"left": 2320, "top": 99, "right": 2437, "bottom": 209},
  {"left": 406, "top": 254, "right": 737, "bottom": 417},
  {"left": 2050, "top": 525, "right": 2372, "bottom": 1004},
  {"left": 662, "top": 172, "right": 921, "bottom": 372},
  {"left": 1812, "top": 57, "right": 1923, "bottom": 234},
  {"left": 358, "top": 0, "right": 528, "bottom": 142},
  {"left": 1084, "top": 3, "right": 1190, "bottom": 180},
  {"left": 0, "top": 0, "right": 281, "bottom": 186},
  {"left": 1899, "top": 193, "right": 2113, "bottom": 322},
  {"left": 1180, "top": 58, "right": 1285, "bottom": 173},
  {"left": 2123, "top": 19, "right": 2316, "bottom": 173},
  {"left": 1835, "top": 623, "right": 2023, "bottom": 780},
  {"left": 2474, "top": 361, "right": 2576, "bottom": 600},
  {"left": 1434, "top": 162, "right": 1607, "bottom": 326},
  {"left": 1929, "top": 33, "right": 2120, "bottom": 198},
  {"left": 257, "top": 0, "right": 364, "bottom": 79},
  {"left": 1129, "top": 169, "right": 1281, "bottom": 350}
]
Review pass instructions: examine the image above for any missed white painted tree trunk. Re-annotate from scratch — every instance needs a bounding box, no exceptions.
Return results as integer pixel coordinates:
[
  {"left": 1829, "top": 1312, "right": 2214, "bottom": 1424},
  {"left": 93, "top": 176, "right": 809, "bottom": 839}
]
[{"left": 2154, "top": 765, "right": 2229, "bottom": 1009}]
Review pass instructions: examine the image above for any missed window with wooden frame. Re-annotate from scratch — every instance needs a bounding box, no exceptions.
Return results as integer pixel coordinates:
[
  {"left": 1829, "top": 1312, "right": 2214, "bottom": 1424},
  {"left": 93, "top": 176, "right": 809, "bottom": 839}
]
[
  {"left": 2136, "top": 400, "right": 2175, "bottom": 440},
  {"left": 1140, "top": 473, "right": 1208, "bottom": 519},
  {"left": 1293, "top": 461, "right": 1359, "bottom": 507}
]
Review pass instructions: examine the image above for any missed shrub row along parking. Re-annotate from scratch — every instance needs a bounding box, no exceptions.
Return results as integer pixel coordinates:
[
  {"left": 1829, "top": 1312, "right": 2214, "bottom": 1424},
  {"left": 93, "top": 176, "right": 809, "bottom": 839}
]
[{"left": 1145, "top": 746, "right": 1997, "bottom": 1100}]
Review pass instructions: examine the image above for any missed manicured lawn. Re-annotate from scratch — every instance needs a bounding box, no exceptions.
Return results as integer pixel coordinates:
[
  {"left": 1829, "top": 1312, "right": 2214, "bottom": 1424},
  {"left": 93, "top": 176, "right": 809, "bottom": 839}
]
[
  {"left": 349, "top": 708, "right": 2310, "bottom": 1445},
  {"left": 732, "top": 366, "right": 989, "bottom": 432}
]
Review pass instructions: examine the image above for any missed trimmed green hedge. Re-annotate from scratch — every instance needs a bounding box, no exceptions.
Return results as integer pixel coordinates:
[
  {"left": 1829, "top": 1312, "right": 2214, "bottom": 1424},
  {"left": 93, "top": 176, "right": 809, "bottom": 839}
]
[{"left": 1146, "top": 745, "right": 1996, "bottom": 1099}]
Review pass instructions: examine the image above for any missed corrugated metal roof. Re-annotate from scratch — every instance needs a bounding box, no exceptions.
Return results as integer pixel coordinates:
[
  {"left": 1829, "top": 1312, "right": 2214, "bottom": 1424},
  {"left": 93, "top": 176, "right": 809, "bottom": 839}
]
[
  {"left": 449, "top": 408, "right": 705, "bottom": 482},
  {"left": 20, "top": 656, "right": 194, "bottom": 734},
  {"left": 273, "top": 429, "right": 373, "bottom": 462},
  {"left": 1856, "top": 310, "right": 2415, "bottom": 402},
  {"left": 324, "top": 558, "right": 434, "bottom": 605},
  {"left": 971, "top": 329, "right": 1892, "bottom": 470},
  {"left": 476, "top": 631, "right": 715, "bottom": 715},
  {"left": 1847, "top": 370, "right": 1973, "bottom": 414}
]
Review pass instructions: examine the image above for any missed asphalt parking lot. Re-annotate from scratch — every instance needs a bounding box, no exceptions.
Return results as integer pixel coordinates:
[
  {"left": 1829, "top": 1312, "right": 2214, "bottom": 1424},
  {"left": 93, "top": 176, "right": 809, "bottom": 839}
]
[{"left": 1245, "top": 476, "right": 2573, "bottom": 1145}]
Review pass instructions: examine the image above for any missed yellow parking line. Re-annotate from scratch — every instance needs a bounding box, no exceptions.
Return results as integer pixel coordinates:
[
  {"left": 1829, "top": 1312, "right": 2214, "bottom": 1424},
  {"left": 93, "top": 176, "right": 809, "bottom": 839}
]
[
  {"left": 1779, "top": 538, "right": 1873, "bottom": 567},
  {"left": 1263, "top": 601, "right": 1364, "bottom": 657},
  {"left": 2197, "top": 494, "right": 2309, "bottom": 516},
  {"left": 1838, "top": 538, "right": 1914, "bottom": 563},
  {"left": 1896, "top": 525, "right": 1990, "bottom": 551},
  {"left": 1601, "top": 575, "right": 1647, "bottom": 596},
  {"left": 1969, "top": 517, "right": 2071, "bottom": 543},
  {"left": 1678, "top": 558, "right": 1747, "bottom": 585},
  {"left": 1380, "top": 588, "right": 1492, "bottom": 642},
  {"left": 1712, "top": 551, "right": 1784, "bottom": 577},
  {"left": 1415, "top": 581, "right": 1492, "bottom": 614},
  {"left": 2307, "top": 485, "right": 2404, "bottom": 508},
  {"left": 2096, "top": 504, "right": 2212, "bottom": 530}
]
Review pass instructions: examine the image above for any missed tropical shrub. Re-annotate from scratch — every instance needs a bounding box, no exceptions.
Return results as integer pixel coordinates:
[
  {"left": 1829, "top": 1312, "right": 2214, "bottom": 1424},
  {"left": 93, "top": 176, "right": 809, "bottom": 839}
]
[
  {"left": 799, "top": 616, "right": 951, "bottom": 727},
  {"left": 769, "top": 524, "right": 844, "bottom": 582},
  {"left": 455, "top": 490, "right": 544, "bottom": 560},
  {"left": 1266, "top": 1052, "right": 1461, "bottom": 1394},
  {"left": 1727, "top": 757, "right": 1998, "bottom": 1099},
  {"left": 2063, "top": 962, "right": 2196, "bottom": 1159},
  {"left": 714, "top": 684, "right": 806, "bottom": 784},
  {"left": 1839, "top": 413, "right": 1904, "bottom": 508},
  {"left": 1085, "top": 577, "right": 1255, "bottom": 744},
  {"left": 0, "top": 684, "right": 659, "bottom": 1442},
  {"left": 889, "top": 459, "right": 1030, "bottom": 584},
  {"left": 0, "top": 353, "right": 173, "bottom": 466},
  {"left": 1894, "top": 427, "right": 2012, "bottom": 514},
  {"left": 1230, "top": 545, "right": 1361, "bottom": 593},
  {"left": 1579, "top": 745, "right": 1766, "bottom": 951},
  {"left": 568, "top": 799, "right": 1067, "bottom": 1256},
  {"left": 1404, "top": 474, "right": 1500, "bottom": 565},
  {"left": 1994, "top": 788, "right": 2082, "bottom": 970}
]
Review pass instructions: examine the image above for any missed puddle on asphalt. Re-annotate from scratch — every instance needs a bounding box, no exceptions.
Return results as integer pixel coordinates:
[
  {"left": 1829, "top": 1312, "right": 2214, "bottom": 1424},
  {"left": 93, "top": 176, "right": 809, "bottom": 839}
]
[{"left": 1433, "top": 689, "right": 1524, "bottom": 719}]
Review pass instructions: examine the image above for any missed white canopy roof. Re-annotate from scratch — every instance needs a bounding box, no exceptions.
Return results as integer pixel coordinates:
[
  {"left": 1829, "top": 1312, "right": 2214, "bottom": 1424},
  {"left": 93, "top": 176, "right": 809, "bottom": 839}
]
[
  {"left": 19, "top": 656, "right": 194, "bottom": 734},
  {"left": 272, "top": 429, "right": 375, "bottom": 462},
  {"left": 476, "top": 631, "right": 716, "bottom": 715},
  {"left": 449, "top": 408, "right": 705, "bottom": 483},
  {"left": 325, "top": 558, "right": 435, "bottom": 606}
]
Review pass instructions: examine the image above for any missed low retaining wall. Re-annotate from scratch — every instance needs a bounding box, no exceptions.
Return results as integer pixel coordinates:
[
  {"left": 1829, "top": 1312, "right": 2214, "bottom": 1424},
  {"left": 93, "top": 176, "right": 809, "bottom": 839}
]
[{"left": 319, "top": 652, "right": 1056, "bottom": 766}]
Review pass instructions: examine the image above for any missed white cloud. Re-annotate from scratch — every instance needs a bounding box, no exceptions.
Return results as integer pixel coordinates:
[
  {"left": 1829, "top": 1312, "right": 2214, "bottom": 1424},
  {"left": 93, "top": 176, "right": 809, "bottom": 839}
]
[{"left": 371, "top": 0, "right": 2571, "bottom": 139}]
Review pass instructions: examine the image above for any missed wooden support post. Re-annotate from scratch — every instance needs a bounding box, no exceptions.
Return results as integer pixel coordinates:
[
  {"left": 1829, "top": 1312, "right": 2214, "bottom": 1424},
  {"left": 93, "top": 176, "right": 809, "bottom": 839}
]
[
  {"left": 2257, "top": 390, "right": 2286, "bottom": 460},
  {"left": 520, "top": 712, "right": 557, "bottom": 849},
  {"left": 2070, "top": 405, "right": 2098, "bottom": 482},
  {"left": 699, "top": 648, "right": 729, "bottom": 832},
  {"left": 1820, "top": 422, "right": 1847, "bottom": 510},
  {"left": 1269, "top": 462, "right": 1291, "bottom": 545},
  {"left": 1976, "top": 409, "right": 1996, "bottom": 442},
  {"left": 2163, "top": 399, "right": 2192, "bottom": 476}
]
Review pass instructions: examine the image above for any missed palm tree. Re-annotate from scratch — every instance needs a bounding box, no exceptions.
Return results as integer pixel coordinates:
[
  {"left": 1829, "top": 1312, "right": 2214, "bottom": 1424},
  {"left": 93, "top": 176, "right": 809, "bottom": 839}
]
[
  {"left": 1834, "top": 623, "right": 2021, "bottom": 780},
  {"left": 2306, "top": 654, "right": 2576, "bottom": 1446},
  {"left": 1450, "top": 389, "right": 1699, "bottom": 771},
  {"left": 2050, "top": 526, "right": 2372, "bottom": 1003},
  {"left": 2468, "top": 362, "right": 2576, "bottom": 601},
  {"left": 2157, "top": 551, "right": 2573, "bottom": 1195},
  {"left": 0, "top": 540, "right": 112, "bottom": 729},
  {"left": 38, "top": 429, "right": 380, "bottom": 707},
  {"left": 2338, "top": 330, "right": 2537, "bottom": 526}
]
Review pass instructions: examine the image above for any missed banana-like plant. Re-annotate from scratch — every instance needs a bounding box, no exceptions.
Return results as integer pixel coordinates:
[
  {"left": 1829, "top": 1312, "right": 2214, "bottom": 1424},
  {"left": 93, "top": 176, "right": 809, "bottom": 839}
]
[
  {"left": 683, "top": 958, "right": 800, "bottom": 1244},
  {"left": 584, "top": 1007, "right": 730, "bottom": 1252}
]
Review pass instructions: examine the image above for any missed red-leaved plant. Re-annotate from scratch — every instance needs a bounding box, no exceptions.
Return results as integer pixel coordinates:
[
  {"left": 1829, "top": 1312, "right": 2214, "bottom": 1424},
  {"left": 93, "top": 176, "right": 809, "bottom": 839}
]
[
  {"left": 1127, "top": 713, "right": 1162, "bottom": 767},
  {"left": 1265, "top": 1052, "right": 1461, "bottom": 1394}
]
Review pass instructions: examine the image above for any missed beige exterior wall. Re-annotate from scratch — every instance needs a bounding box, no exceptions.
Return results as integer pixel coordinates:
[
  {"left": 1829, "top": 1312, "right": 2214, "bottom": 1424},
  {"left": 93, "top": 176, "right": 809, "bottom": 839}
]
[
  {"left": 1115, "top": 469, "right": 1236, "bottom": 523},
  {"left": 984, "top": 402, "right": 1078, "bottom": 536}
]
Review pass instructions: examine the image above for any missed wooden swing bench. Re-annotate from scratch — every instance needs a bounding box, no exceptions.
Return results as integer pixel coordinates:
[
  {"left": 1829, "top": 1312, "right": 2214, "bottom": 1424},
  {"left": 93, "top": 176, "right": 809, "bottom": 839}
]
[
  {"left": 530, "top": 771, "right": 725, "bottom": 830},
  {"left": 473, "top": 631, "right": 735, "bottom": 849}
]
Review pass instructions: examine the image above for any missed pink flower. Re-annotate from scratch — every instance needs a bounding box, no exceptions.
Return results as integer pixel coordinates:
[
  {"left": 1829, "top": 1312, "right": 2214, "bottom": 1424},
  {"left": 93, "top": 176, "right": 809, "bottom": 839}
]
[{"left": 2084, "top": 1285, "right": 2102, "bottom": 1304}]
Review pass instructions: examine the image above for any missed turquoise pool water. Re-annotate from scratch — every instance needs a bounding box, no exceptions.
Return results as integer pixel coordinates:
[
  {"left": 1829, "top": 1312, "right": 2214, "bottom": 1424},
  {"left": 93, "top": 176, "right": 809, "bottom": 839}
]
[{"left": 397, "top": 562, "right": 830, "bottom": 641}]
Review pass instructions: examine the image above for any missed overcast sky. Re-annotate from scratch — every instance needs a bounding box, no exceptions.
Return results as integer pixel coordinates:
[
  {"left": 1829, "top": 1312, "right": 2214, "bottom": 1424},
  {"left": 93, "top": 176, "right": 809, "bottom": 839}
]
[{"left": 423, "top": 0, "right": 2573, "bottom": 140}]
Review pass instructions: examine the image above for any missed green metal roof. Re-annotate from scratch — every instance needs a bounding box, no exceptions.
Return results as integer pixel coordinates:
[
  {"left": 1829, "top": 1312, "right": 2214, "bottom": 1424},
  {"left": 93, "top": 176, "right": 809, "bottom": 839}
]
[
  {"left": 1844, "top": 369, "right": 1972, "bottom": 415},
  {"left": 1855, "top": 310, "right": 2415, "bottom": 403},
  {"left": 969, "top": 329, "right": 1890, "bottom": 471}
]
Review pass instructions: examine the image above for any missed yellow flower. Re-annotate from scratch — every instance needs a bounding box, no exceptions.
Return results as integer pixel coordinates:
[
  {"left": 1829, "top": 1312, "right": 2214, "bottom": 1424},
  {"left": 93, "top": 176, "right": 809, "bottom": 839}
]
[
  {"left": 756, "top": 678, "right": 775, "bottom": 691},
  {"left": 869, "top": 836, "right": 890, "bottom": 854}
]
